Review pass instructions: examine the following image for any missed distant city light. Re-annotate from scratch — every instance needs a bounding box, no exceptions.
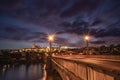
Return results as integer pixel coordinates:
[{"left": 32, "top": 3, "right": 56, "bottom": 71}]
[{"left": 64, "top": 46, "right": 68, "bottom": 49}]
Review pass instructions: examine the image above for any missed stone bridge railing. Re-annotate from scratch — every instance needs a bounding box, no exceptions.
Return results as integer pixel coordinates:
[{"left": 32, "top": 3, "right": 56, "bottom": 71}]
[{"left": 51, "top": 55, "right": 120, "bottom": 80}]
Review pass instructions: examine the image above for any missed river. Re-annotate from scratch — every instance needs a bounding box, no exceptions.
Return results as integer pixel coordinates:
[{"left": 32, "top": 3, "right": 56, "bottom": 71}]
[{"left": 0, "top": 63, "right": 46, "bottom": 80}]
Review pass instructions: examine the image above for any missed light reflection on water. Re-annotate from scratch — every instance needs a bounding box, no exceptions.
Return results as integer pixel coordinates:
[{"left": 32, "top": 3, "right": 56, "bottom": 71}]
[
  {"left": 39, "top": 64, "right": 47, "bottom": 80},
  {"left": 0, "top": 64, "right": 46, "bottom": 80}
]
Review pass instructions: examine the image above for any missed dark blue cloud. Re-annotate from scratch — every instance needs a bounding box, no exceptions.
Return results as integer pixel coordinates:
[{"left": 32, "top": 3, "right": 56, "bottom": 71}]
[
  {"left": 60, "top": 0, "right": 103, "bottom": 17},
  {"left": 0, "top": 0, "right": 120, "bottom": 48},
  {"left": 90, "top": 40, "right": 106, "bottom": 44}
]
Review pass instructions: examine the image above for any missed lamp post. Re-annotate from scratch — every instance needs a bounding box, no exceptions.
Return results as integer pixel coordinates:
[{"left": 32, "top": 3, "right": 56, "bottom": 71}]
[
  {"left": 84, "top": 35, "right": 90, "bottom": 54},
  {"left": 48, "top": 35, "right": 54, "bottom": 56}
]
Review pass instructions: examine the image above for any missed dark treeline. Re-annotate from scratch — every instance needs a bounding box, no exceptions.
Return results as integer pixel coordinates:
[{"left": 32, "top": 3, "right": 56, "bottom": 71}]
[{"left": 0, "top": 50, "right": 46, "bottom": 66}]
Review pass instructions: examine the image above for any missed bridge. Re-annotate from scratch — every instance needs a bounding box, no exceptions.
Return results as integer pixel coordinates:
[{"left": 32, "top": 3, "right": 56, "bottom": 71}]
[{"left": 50, "top": 55, "right": 120, "bottom": 80}]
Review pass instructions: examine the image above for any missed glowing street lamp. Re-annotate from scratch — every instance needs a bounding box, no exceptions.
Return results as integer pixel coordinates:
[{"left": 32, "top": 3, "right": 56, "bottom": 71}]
[
  {"left": 48, "top": 35, "right": 54, "bottom": 56},
  {"left": 48, "top": 35, "right": 54, "bottom": 42},
  {"left": 84, "top": 35, "right": 90, "bottom": 54},
  {"left": 85, "top": 36, "right": 89, "bottom": 41}
]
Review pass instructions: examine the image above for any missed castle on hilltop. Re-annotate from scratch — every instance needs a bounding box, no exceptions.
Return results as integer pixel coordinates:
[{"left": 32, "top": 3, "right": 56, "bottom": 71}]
[{"left": 21, "top": 44, "right": 44, "bottom": 52}]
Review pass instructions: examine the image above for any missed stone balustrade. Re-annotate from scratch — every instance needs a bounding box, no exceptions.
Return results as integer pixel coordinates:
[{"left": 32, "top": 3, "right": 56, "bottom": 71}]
[{"left": 51, "top": 55, "right": 120, "bottom": 80}]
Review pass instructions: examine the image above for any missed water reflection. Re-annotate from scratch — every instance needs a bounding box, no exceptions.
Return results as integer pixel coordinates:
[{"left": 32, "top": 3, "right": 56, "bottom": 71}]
[
  {"left": 0, "top": 64, "right": 46, "bottom": 80},
  {"left": 39, "top": 64, "right": 47, "bottom": 80}
]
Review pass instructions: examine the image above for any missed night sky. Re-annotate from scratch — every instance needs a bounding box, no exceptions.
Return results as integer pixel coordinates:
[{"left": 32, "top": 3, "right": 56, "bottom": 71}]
[{"left": 0, "top": 0, "right": 120, "bottom": 49}]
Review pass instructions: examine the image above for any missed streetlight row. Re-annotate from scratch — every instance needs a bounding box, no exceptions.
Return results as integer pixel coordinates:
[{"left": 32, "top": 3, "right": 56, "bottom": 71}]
[
  {"left": 48, "top": 35, "right": 90, "bottom": 44},
  {"left": 47, "top": 34, "right": 90, "bottom": 55}
]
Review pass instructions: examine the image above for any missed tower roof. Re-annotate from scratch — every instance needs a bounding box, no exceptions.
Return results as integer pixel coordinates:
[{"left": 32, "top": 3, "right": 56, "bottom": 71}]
[{"left": 32, "top": 44, "right": 40, "bottom": 49}]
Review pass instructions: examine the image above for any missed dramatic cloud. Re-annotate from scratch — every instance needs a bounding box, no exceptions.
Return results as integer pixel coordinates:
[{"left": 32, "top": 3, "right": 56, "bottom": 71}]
[
  {"left": 90, "top": 40, "right": 106, "bottom": 44},
  {"left": 60, "top": 0, "right": 103, "bottom": 17},
  {"left": 0, "top": 0, "right": 120, "bottom": 49}
]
